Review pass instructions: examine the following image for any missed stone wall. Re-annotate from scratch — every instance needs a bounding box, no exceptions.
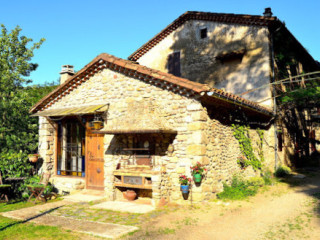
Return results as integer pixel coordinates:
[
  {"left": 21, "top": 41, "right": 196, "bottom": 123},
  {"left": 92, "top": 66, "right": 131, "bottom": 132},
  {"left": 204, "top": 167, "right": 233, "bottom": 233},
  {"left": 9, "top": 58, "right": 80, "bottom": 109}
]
[
  {"left": 38, "top": 66, "right": 277, "bottom": 204},
  {"left": 137, "top": 20, "right": 272, "bottom": 107},
  {"left": 38, "top": 117, "right": 55, "bottom": 175}
]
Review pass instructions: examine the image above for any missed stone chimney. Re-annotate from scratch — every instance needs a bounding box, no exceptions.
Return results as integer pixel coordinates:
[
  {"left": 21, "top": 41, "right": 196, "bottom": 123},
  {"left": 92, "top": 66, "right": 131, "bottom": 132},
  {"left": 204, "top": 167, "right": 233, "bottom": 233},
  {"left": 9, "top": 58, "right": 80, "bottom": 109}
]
[
  {"left": 60, "top": 65, "right": 75, "bottom": 85},
  {"left": 263, "top": 8, "right": 273, "bottom": 17}
]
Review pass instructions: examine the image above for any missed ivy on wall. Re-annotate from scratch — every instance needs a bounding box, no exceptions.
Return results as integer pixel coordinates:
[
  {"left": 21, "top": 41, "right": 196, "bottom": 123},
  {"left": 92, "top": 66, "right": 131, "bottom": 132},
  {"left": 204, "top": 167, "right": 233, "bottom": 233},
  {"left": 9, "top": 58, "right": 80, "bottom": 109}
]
[
  {"left": 231, "top": 124, "right": 262, "bottom": 170},
  {"left": 256, "top": 129, "right": 265, "bottom": 163}
]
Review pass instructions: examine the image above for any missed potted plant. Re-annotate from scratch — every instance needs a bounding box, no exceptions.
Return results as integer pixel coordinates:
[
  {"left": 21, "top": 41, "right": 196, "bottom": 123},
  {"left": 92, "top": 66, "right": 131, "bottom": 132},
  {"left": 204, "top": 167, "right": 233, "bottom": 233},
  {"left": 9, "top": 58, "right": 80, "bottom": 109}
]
[
  {"left": 28, "top": 154, "right": 39, "bottom": 163},
  {"left": 92, "top": 120, "right": 103, "bottom": 130},
  {"left": 179, "top": 175, "right": 191, "bottom": 193},
  {"left": 190, "top": 162, "right": 207, "bottom": 183}
]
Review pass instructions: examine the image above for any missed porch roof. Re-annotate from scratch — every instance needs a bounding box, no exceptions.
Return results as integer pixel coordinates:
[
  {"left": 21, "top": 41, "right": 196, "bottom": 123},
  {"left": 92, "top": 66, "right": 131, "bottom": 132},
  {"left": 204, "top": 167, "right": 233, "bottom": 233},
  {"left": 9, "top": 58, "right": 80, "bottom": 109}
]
[{"left": 31, "top": 104, "right": 109, "bottom": 117}]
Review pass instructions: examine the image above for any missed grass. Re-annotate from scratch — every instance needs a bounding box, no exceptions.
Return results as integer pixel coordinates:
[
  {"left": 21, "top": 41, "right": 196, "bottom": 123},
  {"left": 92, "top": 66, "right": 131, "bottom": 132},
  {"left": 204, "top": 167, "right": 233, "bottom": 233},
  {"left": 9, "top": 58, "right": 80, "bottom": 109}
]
[
  {"left": 0, "top": 216, "right": 90, "bottom": 240},
  {"left": 0, "top": 199, "right": 98, "bottom": 240},
  {"left": 263, "top": 215, "right": 311, "bottom": 240},
  {"left": 0, "top": 198, "right": 62, "bottom": 213},
  {"left": 0, "top": 201, "right": 36, "bottom": 213}
]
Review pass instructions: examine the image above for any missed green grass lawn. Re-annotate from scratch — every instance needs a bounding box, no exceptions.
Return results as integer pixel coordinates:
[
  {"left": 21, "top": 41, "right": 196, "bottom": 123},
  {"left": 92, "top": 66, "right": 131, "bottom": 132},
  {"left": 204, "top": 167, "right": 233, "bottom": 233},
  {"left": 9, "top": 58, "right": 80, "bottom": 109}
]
[
  {"left": 0, "top": 216, "right": 84, "bottom": 240},
  {"left": 0, "top": 200, "right": 90, "bottom": 240}
]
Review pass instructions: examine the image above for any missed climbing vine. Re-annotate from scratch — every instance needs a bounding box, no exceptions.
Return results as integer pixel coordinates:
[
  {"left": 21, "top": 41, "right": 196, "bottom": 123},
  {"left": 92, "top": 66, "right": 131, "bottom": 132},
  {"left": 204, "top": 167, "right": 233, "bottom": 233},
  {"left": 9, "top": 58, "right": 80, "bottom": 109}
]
[
  {"left": 232, "top": 124, "right": 261, "bottom": 170},
  {"left": 256, "top": 128, "right": 265, "bottom": 163}
]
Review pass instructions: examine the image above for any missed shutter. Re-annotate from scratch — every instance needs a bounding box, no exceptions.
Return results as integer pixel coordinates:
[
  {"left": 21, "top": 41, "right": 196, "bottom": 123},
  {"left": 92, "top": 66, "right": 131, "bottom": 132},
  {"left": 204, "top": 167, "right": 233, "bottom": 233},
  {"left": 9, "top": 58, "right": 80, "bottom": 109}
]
[{"left": 168, "top": 52, "right": 181, "bottom": 77}]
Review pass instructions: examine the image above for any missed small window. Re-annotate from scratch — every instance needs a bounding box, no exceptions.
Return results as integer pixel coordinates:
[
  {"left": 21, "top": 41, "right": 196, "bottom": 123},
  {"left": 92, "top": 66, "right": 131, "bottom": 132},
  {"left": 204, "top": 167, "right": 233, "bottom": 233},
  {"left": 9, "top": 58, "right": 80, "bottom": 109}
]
[
  {"left": 200, "top": 28, "right": 207, "bottom": 39},
  {"left": 167, "top": 52, "right": 181, "bottom": 77},
  {"left": 216, "top": 49, "right": 246, "bottom": 64}
]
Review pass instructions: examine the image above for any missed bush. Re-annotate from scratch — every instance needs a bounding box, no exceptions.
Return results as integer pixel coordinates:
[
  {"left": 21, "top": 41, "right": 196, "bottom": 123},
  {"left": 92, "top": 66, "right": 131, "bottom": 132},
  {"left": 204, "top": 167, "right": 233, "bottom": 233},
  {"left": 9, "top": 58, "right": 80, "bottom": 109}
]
[
  {"left": 217, "top": 175, "right": 259, "bottom": 200},
  {"left": 247, "top": 177, "right": 265, "bottom": 187},
  {"left": 274, "top": 165, "right": 291, "bottom": 178},
  {"left": 262, "top": 170, "right": 273, "bottom": 185}
]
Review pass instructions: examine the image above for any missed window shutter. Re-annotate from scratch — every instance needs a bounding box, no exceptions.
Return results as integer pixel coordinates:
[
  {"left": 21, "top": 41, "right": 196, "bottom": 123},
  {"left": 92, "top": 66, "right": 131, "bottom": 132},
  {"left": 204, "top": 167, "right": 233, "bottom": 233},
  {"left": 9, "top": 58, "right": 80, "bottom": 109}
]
[{"left": 168, "top": 52, "right": 181, "bottom": 77}]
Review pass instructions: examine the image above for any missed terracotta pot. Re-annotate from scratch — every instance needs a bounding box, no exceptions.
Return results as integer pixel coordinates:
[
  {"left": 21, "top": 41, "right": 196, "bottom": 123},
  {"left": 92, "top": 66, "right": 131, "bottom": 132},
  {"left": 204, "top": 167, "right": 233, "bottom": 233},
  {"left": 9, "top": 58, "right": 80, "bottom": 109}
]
[
  {"left": 126, "top": 190, "right": 137, "bottom": 201},
  {"left": 28, "top": 155, "right": 39, "bottom": 163}
]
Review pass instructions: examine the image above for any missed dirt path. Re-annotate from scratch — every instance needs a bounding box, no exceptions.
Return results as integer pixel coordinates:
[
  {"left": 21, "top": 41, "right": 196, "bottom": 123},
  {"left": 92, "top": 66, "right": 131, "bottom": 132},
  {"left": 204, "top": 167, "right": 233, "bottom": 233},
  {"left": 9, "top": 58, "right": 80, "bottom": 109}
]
[{"left": 128, "top": 172, "right": 320, "bottom": 240}]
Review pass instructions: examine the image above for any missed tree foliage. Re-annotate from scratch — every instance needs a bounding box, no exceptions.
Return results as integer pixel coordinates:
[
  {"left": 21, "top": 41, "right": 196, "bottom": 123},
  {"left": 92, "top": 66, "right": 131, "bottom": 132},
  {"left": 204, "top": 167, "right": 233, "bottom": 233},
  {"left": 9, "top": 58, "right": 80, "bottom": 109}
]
[{"left": 0, "top": 24, "right": 55, "bottom": 178}]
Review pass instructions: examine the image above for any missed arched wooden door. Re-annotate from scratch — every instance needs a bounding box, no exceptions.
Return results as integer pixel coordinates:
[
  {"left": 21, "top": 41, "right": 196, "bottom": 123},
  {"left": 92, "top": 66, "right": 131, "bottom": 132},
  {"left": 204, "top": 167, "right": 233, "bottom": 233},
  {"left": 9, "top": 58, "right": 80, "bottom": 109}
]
[{"left": 85, "top": 131, "right": 104, "bottom": 190}]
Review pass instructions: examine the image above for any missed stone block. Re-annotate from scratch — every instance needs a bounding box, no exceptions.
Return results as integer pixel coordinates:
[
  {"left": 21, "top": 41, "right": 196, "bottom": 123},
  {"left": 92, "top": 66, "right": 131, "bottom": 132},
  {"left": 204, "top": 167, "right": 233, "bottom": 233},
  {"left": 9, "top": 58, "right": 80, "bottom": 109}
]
[
  {"left": 46, "top": 150, "right": 54, "bottom": 155},
  {"left": 187, "top": 103, "right": 202, "bottom": 111},
  {"left": 166, "top": 163, "right": 176, "bottom": 169},
  {"left": 177, "top": 134, "right": 188, "bottom": 141},
  {"left": 151, "top": 175, "right": 160, "bottom": 182},
  {"left": 47, "top": 136, "right": 54, "bottom": 142},
  {"left": 186, "top": 145, "right": 206, "bottom": 156},
  {"left": 187, "top": 122, "right": 206, "bottom": 131},
  {"left": 169, "top": 157, "right": 179, "bottom": 163},
  {"left": 176, "top": 167, "right": 185, "bottom": 174},
  {"left": 192, "top": 156, "right": 210, "bottom": 165},
  {"left": 189, "top": 131, "right": 207, "bottom": 144},
  {"left": 45, "top": 156, "right": 52, "bottom": 163},
  {"left": 184, "top": 116, "right": 192, "bottom": 123},
  {"left": 192, "top": 111, "right": 207, "bottom": 121}
]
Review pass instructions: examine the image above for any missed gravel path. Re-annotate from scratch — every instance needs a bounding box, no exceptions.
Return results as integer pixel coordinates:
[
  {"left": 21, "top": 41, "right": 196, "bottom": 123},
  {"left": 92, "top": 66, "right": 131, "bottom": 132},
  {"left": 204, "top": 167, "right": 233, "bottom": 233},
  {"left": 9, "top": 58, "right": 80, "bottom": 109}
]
[{"left": 128, "top": 172, "right": 320, "bottom": 240}]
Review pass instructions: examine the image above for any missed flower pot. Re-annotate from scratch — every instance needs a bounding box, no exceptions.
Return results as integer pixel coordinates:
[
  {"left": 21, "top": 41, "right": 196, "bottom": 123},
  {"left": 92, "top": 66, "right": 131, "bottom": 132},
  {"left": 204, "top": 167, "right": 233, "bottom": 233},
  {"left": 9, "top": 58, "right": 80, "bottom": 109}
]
[
  {"left": 180, "top": 185, "right": 189, "bottom": 194},
  {"left": 193, "top": 173, "right": 202, "bottom": 183},
  {"left": 92, "top": 120, "right": 103, "bottom": 130},
  {"left": 125, "top": 190, "right": 137, "bottom": 201},
  {"left": 28, "top": 155, "right": 39, "bottom": 163}
]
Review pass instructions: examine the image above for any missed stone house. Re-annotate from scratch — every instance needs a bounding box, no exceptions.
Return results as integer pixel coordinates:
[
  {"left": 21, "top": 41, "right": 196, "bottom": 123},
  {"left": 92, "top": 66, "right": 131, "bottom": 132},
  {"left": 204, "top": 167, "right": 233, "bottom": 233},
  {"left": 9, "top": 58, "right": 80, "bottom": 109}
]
[{"left": 30, "top": 9, "right": 319, "bottom": 204}]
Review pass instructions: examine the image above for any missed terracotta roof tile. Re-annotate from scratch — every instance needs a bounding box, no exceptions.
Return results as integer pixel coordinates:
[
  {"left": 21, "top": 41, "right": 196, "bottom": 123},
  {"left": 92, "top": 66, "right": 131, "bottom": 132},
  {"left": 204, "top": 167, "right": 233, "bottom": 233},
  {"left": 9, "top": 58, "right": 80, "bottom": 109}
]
[{"left": 30, "top": 53, "right": 272, "bottom": 117}]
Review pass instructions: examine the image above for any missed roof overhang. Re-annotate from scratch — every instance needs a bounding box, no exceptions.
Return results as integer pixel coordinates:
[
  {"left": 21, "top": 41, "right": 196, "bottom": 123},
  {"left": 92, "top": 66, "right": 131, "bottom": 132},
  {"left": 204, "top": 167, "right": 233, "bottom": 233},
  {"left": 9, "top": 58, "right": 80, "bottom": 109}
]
[{"left": 31, "top": 104, "right": 109, "bottom": 117}]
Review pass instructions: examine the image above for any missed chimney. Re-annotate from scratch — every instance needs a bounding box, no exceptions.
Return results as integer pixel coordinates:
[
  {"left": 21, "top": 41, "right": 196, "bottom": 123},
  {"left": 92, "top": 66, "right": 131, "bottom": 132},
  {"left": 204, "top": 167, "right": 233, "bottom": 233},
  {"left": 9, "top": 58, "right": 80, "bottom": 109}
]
[
  {"left": 263, "top": 8, "right": 273, "bottom": 17},
  {"left": 60, "top": 65, "right": 75, "bottom": 85}
]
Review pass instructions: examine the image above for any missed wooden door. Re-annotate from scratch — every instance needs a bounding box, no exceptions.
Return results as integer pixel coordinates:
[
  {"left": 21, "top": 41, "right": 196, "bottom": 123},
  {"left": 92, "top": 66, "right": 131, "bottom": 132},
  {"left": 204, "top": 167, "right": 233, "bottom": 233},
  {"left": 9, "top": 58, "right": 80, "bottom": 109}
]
[{"left": 86, "top": 131, "right": 104, "bottom": 190}]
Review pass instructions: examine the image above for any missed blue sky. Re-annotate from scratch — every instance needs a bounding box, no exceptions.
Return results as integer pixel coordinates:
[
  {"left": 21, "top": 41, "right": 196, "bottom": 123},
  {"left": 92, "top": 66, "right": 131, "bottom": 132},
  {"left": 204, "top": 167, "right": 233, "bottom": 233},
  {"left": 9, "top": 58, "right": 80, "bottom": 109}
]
[{"left": 1, "top": 0, "right": 320, "bottom": 85}]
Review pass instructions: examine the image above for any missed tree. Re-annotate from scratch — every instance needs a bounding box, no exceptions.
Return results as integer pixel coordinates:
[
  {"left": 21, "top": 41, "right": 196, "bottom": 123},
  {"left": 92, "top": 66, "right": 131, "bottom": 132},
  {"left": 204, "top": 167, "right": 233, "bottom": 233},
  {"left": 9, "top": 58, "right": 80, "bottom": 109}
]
[{"left": 0, "top": 24, "right": 53, "bottom": 178}]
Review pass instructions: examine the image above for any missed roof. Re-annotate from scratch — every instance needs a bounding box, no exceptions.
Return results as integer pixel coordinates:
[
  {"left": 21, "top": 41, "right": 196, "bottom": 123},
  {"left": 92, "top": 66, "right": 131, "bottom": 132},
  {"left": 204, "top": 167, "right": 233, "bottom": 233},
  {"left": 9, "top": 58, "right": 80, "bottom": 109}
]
[
  {"left": 31, "top": 104, "right": 109, "bottom": 117},
  {"left": 30, "top": 53, "right": 273, "bottom": 118},
  {"left": 96, "top": 101, "right": 176, "bottom": 134},
  {"left": 128, "top": 11, "right": 278, "bottom": 61}
]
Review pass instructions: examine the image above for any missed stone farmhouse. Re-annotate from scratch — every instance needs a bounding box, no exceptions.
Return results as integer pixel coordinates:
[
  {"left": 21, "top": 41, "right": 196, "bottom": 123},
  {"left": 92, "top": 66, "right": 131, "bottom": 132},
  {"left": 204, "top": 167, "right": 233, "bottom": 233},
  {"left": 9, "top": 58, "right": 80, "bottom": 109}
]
[{"left": 30, "top": 9, "right": 319, "bottom": 204}]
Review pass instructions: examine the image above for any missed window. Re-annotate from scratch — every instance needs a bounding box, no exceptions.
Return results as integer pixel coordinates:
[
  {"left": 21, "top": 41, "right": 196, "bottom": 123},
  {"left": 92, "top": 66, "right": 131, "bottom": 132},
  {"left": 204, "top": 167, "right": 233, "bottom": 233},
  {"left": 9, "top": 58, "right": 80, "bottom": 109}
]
[
  {"left": 216, "top": 49, "right": 246, "bottom": 64},
  {"left": 167, "top": 52, "right": 181, "bottom": 77},
  {"left": 200, "top": 28, "right": 207, "bottom": 39},
  {"left": 123, "top": 135, "right": 155, "bottom": 166},
  {"left": 57, "top": 120, "right": 85, "bottom": 176},
  {"left": 277, "top": 132, "right": 283, "bottom": 152}
]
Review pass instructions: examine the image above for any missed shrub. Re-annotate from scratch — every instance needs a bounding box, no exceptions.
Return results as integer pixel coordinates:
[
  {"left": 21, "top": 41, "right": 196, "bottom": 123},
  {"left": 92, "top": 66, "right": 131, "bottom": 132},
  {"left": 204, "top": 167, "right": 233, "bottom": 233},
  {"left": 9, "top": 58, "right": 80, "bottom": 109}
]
[
  {"left": 247, "top": 177, "right": 265, "bottom": 187},
  {"left": 274, "top": 165, "right": 291, "bottom": 178},
  {"left": 217, "top": 175, "right": 258, "bottom": 200},
  {"left": 262, "top": 170, "right": 273, "bottom": 185}
]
